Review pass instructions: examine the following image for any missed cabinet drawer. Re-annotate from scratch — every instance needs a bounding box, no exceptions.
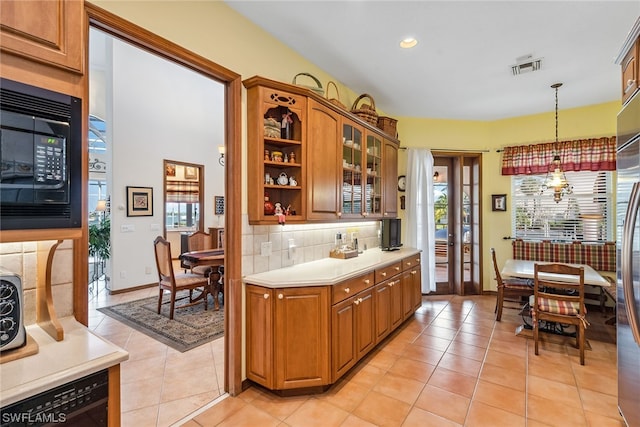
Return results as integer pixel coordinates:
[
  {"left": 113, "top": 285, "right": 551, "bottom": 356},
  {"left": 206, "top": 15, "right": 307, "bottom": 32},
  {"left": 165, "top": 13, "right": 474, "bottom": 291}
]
[
  {"left": 333, "top": 272, "right": 374, "bottom": 305},
  {"left": 375, "top": 262, "right": 402, "bottom": 283},
  {"left": 402, "top": 254, "right": 421, "bottom": 271}
]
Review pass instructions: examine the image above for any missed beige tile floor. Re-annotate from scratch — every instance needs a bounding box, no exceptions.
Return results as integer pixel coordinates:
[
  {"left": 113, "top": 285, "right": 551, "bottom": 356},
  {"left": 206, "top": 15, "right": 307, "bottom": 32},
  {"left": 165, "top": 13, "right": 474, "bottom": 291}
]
[
  {"left": 88, "top": 281, "right": 225, "bottom": 426},
  {"left": 91, "top": 281, "right": 624, "bottom": 427}
]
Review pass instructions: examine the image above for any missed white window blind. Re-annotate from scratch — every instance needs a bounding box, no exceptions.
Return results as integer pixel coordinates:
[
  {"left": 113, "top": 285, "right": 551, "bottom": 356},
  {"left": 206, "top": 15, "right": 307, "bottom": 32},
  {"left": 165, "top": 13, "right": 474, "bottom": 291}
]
[{"left": 511, "top": 171, "right": 612, "bottom": 242}]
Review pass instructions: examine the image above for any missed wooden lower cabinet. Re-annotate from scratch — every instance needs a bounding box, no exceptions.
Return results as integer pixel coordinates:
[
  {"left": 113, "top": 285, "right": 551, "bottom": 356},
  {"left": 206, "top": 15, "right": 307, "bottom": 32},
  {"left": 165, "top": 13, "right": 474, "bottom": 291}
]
[
  {"left": 246, "top": 284, "right": 330, "bottom": 390},
  {"left": 402, "top": 266, "right": 423, "bottom": 319},
  {"left": 374, "top": 278, "right": 403, "bottom": 343},
  {"left": 331, "top": 287, "right": 375, "bottom": 381},
  {"left": 246, "top": 255, "right": 420, "bottom": 391}
]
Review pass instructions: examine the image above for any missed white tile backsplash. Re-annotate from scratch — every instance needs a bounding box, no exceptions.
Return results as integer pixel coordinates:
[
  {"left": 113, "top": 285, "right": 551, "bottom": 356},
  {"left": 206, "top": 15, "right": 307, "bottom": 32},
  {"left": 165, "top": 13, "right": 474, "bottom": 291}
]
[{"left": 240, "top": 215, "right": 381, "bottom": 278}]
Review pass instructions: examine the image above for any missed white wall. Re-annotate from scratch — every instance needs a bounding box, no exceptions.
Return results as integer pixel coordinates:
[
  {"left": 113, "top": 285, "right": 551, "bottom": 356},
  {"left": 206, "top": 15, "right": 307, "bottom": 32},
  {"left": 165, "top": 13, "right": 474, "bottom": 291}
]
[{"left": 103, "top": 33, "right": 225, "bottom": 291}]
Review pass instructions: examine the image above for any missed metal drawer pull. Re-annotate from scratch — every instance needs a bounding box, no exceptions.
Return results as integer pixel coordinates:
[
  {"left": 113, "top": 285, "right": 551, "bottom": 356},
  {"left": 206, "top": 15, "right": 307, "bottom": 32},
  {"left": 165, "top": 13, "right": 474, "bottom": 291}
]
[
  {"left": 412, "top": 270, "right": 417, "bottom": 275},
  {"left": 263, "top": 293, "right": 269, "bottom": 299},
  {"left": 344, "top": 287, "right": 350, "bottom": 293},
  {"left": 395, "top": 266, "right": 401, "bottom": 271},
  {"left": 381, "top": 272, "right": 387, "bottom": 277},
  {"left": 354, "top": 299, "right": 360, "bottom": 305},
  {"left": 364, "top": 279, "right": 370, "bottom": 284}
]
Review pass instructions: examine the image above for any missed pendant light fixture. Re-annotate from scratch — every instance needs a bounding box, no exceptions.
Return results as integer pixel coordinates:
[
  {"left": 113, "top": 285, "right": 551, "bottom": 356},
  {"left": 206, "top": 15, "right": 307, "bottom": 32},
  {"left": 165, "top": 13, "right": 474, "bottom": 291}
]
[{"left": 540, "top": 82, "right": 572, "bottom": 203}]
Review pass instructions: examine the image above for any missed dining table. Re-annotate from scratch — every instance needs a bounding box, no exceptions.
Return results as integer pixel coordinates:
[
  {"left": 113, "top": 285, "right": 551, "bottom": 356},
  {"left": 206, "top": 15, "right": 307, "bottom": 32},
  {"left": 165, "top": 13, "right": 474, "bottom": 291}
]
[
  {"left": 500, "top": 258, "right": 611, "bottom": 337},
  {"left": 501, "top": 259, "right": 611, "bottom": 287},
  {"left": 180, "top": 248, "right": 225, "bottom": 310}
]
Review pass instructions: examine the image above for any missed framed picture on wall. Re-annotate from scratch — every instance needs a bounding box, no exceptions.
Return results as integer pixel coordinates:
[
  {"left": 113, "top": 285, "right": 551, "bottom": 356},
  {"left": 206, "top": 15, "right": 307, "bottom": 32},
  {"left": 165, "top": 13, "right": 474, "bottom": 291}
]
[
  {"left": 127, "top": 186, "right": 153, "bottom": 216},
  {"left": 165, "top": 163, "right": 176, "bottom": 177},
  {"left": 492, "top": 194, "right": 507, "bottom": 212},
  {"left": 215, "top": 195, "right": 225, "bottom": 215},
  {"left": 185, "top": 166, "right": 197, "bottom": 179}
]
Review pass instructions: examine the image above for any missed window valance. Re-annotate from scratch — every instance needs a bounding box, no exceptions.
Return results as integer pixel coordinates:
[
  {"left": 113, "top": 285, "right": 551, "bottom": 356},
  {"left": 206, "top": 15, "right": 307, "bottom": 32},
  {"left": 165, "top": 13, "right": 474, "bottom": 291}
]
[
  {"left": 501, "top": 136, "right": 616, "bottom": 176},
  {"left": 166, "top": 181, "right": 199, "bottom": 203}
]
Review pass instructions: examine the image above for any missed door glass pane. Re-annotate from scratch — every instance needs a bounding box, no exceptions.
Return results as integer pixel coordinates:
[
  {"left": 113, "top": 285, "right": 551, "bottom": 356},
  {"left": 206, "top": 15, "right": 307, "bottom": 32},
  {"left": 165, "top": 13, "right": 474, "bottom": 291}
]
[
  {"left": 463, "top": 165, "right": 471, "bottom": 283},
  {"left": 434, "top": 166, "right": 449, "bottom": 284}
]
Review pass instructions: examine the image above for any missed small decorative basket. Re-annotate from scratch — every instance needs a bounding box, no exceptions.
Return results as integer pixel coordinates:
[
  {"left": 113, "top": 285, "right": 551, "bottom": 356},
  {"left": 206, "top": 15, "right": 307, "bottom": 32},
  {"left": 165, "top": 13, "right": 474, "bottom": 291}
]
[
  {"left": 292, "top": 73, "right": 324, "bottom": 96},
  {"left": 264, "top": 118, "right": 280, "bottom": 138},
  {"left": 350, "top": 94, "right": 378, "bottom": 125},
  {"left": 325, "top": 81, "right": 346, "bottom": 110},
  {"left": 377, "top": 116, "right": 398, "bottom": 138}
]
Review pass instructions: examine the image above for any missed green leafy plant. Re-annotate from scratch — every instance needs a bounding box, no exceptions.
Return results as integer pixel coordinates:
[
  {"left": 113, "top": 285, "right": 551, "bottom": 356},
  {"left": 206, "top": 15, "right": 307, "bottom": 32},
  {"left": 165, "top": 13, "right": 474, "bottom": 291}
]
[{"left": 89, "top": 217, "right": 111, "bottom": 261}]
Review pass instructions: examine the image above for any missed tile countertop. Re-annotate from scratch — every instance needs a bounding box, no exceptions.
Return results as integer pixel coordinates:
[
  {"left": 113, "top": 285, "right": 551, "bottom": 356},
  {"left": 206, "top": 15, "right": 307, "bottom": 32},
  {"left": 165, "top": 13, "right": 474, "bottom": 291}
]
[
  {"left": 243, "top": 247, "right": 421, "bottom": 288},
  {"left": 0, "top": 317, "right": 129, "bottom": 407}
]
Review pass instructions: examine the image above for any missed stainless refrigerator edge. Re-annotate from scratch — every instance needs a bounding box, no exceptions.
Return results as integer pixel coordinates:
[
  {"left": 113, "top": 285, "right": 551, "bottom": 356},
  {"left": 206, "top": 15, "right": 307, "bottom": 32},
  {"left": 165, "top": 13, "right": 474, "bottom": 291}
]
[{"left": 617, "top": 89, "right": 640, "bottom": 427}]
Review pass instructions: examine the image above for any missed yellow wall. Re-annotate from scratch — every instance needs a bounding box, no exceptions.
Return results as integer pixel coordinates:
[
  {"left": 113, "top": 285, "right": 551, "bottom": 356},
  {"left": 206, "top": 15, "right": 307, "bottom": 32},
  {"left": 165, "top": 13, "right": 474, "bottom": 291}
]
[
  {"left": 92, "top": 1, "right": 619, "bottom": 292},
  {"left": 395, "top": 101, "right": 619, "bottom": 290}
]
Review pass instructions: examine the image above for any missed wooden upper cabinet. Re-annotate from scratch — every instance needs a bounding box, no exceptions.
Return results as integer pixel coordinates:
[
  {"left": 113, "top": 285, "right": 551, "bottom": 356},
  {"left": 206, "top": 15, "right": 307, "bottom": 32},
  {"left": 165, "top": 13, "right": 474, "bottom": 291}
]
[
  {"left": 307, "top": 98, "right": 341, "bottom": 221},
  {"left": 621, "top": 37, "right": 638, "bottom": 104},
  {"left": 244, "top": 76, "right": 400, "bottom": 224},
  {"left": 383, "top": 139, "right": 399, "bottom": 218},
  {"left": 0, "top": 0, "right": 84, "bottom": 74},
  {"left": 244, "top": 78, "right": 307, "bottom": 224}
]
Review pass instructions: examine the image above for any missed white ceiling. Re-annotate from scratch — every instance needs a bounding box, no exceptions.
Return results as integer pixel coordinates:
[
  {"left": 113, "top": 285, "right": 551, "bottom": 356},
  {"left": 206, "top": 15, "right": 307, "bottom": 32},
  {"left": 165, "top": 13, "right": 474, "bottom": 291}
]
[{"left": 226, "top": 1, "right": 639, "bottom": 121}]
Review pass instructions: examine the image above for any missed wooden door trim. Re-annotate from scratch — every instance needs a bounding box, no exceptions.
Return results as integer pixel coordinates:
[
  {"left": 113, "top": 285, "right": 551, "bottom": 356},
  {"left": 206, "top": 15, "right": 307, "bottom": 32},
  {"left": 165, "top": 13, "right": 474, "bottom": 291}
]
[{"left": 81, "top": 2, "right": 243, "bottom": 395}]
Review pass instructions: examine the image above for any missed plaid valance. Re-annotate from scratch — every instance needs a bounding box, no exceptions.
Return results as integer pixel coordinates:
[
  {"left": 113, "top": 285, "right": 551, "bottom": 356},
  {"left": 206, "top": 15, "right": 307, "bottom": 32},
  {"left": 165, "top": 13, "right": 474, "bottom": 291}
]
[
  {"left": 512, "top": 239, "right": 616, "bottom": 272},
  {"left": 501, "top": 137, "right": 616, "bottom": 176},
  {"left": 166, "top": 181, "right": 199, "bottom": 203}
]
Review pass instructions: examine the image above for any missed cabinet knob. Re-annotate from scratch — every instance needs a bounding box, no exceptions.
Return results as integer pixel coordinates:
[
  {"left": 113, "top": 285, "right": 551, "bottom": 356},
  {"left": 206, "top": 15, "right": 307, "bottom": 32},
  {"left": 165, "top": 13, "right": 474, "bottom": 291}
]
[
  {"left": 263, "top": 293, "right": 269, "bottom": 299},
  {"left": 344, "top": 287, "right": 350, "bottom": 293},
  {"left": 412, "top": 270, "right": 417, "bottom": 275},
  {"left": 381, "top": 272, "right": 387, "bottom": 277},
  {"left": 364, "top": 279, "right": 370, "bottom": 284},
  {"left": 359, "top": 298, "right": 363, "bottom": 303},
  {"left": 337, "top": 211, "right": 342, "bottom": 217},
  {"left": 416, "top": 258, "right": 420, "bottom": 263},
  {"left": 354, "top": 299, "right": 360, "bottom": 305},
  {"left": 389, "top": 281, "right": 394, "bottom": 287},
  {"left": 396, "top": 266, "right": 401, "bottom": 271},
  {"left": 278, "top": 293, "right": 284, "bottom": 299}
]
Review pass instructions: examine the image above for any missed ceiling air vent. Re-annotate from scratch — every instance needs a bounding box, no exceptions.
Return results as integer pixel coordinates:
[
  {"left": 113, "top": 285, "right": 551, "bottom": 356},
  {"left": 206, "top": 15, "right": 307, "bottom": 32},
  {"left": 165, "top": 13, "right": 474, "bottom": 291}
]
[{"left": 511, "top": 55, "right": 542, "bottom": 75}]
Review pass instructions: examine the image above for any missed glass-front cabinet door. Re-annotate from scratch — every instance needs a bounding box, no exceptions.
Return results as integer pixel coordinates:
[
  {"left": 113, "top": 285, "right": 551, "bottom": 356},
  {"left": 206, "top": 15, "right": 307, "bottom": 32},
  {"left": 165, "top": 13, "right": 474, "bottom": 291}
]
[
  {"left": 342, "top": 121, "right": 363, "bottom": 217},
  {"left": 365, "top": 133, "right": 382, "bottom": 216}
]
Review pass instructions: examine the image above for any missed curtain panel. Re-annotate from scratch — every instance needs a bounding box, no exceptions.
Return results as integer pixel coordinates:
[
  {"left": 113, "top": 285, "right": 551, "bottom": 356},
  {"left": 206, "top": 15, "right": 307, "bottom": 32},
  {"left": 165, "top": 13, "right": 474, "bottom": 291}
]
[
  {"left": 501, "top": 136, "right": 616, "bottom": 175},
  {"left": 166, "top": 181, "right": 200, "bottom": 203}
]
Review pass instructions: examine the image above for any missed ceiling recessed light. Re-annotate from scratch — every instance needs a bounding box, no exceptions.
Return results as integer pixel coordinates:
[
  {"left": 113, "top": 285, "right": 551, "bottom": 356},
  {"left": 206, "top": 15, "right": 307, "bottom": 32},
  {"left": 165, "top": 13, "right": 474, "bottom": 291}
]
[{"left": 400, "top": 38, "right": 418, "bottom": 49}]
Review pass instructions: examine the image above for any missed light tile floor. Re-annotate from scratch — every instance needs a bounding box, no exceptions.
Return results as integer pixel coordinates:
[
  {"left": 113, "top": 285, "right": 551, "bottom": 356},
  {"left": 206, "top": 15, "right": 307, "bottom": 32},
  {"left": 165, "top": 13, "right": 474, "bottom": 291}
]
[
  {"left": 91, "top": 282, "right": 624, "bottom": 427},
  {"left": 88, "top": 281, "right": 225, "bottom": 427}
]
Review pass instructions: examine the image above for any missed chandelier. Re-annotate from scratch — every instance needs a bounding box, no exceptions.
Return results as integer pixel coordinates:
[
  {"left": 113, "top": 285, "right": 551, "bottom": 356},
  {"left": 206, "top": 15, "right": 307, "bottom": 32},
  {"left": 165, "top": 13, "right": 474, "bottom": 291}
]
[{"left": 540, "top": 83, "right": 572, "bottom": 203}]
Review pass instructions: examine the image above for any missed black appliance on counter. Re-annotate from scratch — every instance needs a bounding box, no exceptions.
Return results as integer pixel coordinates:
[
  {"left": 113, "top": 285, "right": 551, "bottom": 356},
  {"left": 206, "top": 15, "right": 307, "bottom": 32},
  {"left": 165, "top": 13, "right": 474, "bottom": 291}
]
[
  {"left": 0, "top": 78, "right": 82, "bottom": 230},
  {"left": 0, "top": 271, "right": 25, "bottom": 351},
  {"left": 380, "top": 218, "right": 402, "bottom": 251}
]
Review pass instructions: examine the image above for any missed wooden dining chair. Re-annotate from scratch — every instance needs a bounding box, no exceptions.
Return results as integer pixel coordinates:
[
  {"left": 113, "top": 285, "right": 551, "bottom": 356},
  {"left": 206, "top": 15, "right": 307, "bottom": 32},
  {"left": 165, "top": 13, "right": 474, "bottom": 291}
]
[
  {"left": 532, "top": 263, "right": 588, "bottom": 365},
  {"left": 491, "top": 248, "right": 534, "bottom": 321},
  {"left": 183, "top": 230, "right": 213, "bottom": 274},
  {"left": 154, "top": 236, "right": 209, "bottom": 320}
]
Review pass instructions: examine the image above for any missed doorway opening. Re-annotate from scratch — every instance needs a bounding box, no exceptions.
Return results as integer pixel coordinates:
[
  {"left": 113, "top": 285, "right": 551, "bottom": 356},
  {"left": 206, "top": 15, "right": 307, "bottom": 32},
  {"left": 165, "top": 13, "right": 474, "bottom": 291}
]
[
  {"left": 433, "top": 153, "right": 482, "bottom": 295},
  {"left": 85, "top": 3, "right": 242, "bottom": 395}
]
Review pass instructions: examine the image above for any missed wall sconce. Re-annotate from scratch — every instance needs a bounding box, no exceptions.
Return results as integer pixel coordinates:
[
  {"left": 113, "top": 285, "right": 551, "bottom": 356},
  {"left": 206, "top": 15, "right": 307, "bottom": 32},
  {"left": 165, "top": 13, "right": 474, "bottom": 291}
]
[
  {"left": 433, "top": 171, "right": 439, "bottom": 182},
  {"left": 218, "top": 145, "right": 225, "bottom": 166}
]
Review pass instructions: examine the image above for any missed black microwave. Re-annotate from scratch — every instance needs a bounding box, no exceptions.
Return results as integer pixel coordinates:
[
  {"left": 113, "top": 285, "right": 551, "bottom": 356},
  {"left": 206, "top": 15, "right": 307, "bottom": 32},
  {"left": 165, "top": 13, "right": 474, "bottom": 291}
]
[{"left": 0, "top": 78, "right": 82, "bottom": 230}]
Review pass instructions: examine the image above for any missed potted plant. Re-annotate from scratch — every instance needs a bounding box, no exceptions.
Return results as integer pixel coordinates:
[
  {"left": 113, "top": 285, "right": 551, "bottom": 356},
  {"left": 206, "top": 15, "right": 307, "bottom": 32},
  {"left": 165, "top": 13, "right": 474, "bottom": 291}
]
[{"left": 89, "top": 217, "right": 111, "bottom": 282}]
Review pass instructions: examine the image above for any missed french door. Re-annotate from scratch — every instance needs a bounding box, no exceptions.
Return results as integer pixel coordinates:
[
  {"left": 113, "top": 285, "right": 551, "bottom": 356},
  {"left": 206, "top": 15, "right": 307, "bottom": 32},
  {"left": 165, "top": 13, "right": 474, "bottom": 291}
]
[{"left": 433, "top": 154, "right": 481, "bottom": 295}]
